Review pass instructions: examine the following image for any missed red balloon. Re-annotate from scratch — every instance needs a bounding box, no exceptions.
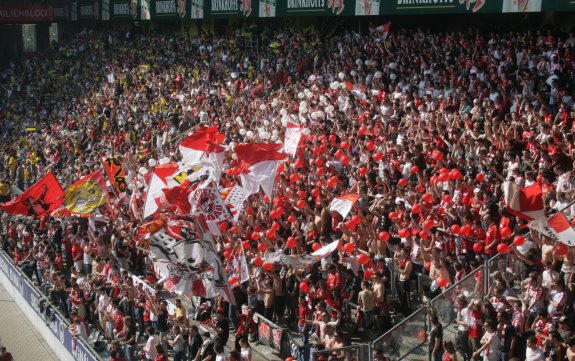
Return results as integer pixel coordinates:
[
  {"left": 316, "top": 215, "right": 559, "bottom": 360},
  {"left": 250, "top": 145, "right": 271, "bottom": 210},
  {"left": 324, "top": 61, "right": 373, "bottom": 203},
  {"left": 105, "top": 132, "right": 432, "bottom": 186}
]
[
  {"left": 424, "top": 261, "right": 431, "bottom": 271},
  {"left": 295, "top": 158, "right": 304, "bottom": 169},
  {"left": 253, "top": 256, "right": 263, "bottom": 266},
  {"left": 398, "top": 228, "right": 410, "bottom": 238},
  {"left": 270, "top": 210, "right": 280, "bottom": 219},
  {"left": 372, "top": 152, "right": 383, "bottom": 162},
  {"left": 378, "top": 231, "right": 390, "bottom": 242},
  {"left": 555, "top": 244, "right": 569, "bottom": 256},
  {"left": 430, "top": 175, "right": 438, "bottom": 185},
  {"left": 286, "top": 237, "right": 297, "bottom": 249},
  {"left": 251, "top": 232, "right": 260, "bottom": 241},
  {"left": 432, "top": 150, "right": 443, "bottom": 161},
  {"left": 475, "top": 173, "right": 485, "bottom": 182},
  {"left": 263, "top": 195, "right": 271, "bottom": 203},
  {"left": 424, "top": 219, "right": 435, "bottom": 229},
  {"left": 500, "top": 227, "right": 512, "bottom": 239},
  {"left": 311, "top": 188, "right": 320, "bottom": 197},
  {"left": 460, "top": 225, "right": 471, "bottom": 236},
  {"left": 288, "top": 215, "right": 297, "bottom": 223},
  {"left": 419, "top": 230, "right": 429, "bottom": 239},
  {"left": 262, "top": 262, "right": 274, "bottom": 271},
  {"left": 341, "top": 156, "right": 350, "bottom": 165},
  {"left": 417, "top": 184, "right": 425, "bottom": 193},
  {"left": 242, "top": 241, "right": 250, "bottom": 249},
  {"left": 329, "top": 134, "right": 337, "bottom": 142},
  {"left": 437, "top": 173, "right": 449, "bottom": 182},
  {"left": 412, "top": 204, "right": 422, "bottom": 214},
  {"left": 410, "top": 165, "right": 419, "bottom": 174},
  {"left": 437, "top": 277, "right": 449, "bottom": 288},
  {"left": 388, "top": 212, "right": 398, "bottom": 221},
  {"left": 513, "top": 236, "right": 525, "bottom": 246},
  {"left": 359, "top": 126, "right": 368, "bottom": 135},
  {"left": 418, "top": 330, "right": 426, "bottom": 342},
  {"left": 317, "top": 167, "right": 325, "bottom": 176},
  {"left": 312, "top": 242, "right": 321, "bottom": 251},
  {"left": 246, "top": 207, "right": 255, "bottom": 216},
  {"left": 451, "top": 224, "right": 461, "bottom": 235},
  {"left": 271, "top": 222, "right": 280, "bottom": 231},
  {"left": 290, "top": 173, "right": 300, "bottom": 183},
  {"left": 357, "top": 253, "right": 370, "bottom": 265},
  {"left": 340, "top": 141, "right": 351, "bottom": 150},
  {"left": 230, "top": 226, "right": 239, "bottom": 234},
  {"left": 343, "top": 243, "right": 356, "bottom": 253},
  {"left": 296, "top": 200, "right": 306, "bottom": 209},
  {"left": 497, "top": 243, "right": 510, "bottom": 254},
  {"left": 327, "top": 176, "right": 339, "bottom": 188},
  {"left": 265, "top": 230, "right": 275, "bottom": 240},
  {"left": 299, "top": 282, "right": 309, "bottom": 293},
  {"left": 351, "top": 215, "right": 362, "bottom": 225},
  {"left": 229, "top": 277, "right": 239, "bottom": 285},
  {"left": 443, "top": 194, "right": 452, "bottom": 203},
  {"left": 359, "top": 167, "right": 368, "bottom": 175},
  {"left": 422, "top": 193, "right": 433, "bottom": 203},
  {"left": 224, "top": 249, "right": 233, "bottom": 259},
  {"left": 366, "top": 141, "right": 376, "bottom": 151},
  {"left": 449, "top": 169, "right": 462, "bottom": 180},
  {"left": 398, "top": 178, "right": 409, "bottom": 187},
  {"left": 315, "top": 158, "right": 324, "bottom": 167},
  {"left": 335, "top": 149, "right": 344, "bottom": 159},
  {"left": 473, "top": 242, "right": 483, "bottom": 253}
]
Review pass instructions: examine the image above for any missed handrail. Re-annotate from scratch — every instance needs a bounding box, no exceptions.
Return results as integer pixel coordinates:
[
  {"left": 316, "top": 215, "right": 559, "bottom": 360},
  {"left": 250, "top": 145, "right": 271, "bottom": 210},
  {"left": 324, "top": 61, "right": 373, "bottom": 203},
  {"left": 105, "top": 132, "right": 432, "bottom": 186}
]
[{"left": 429, "top": 263, "right": 486, "bottom": 305}]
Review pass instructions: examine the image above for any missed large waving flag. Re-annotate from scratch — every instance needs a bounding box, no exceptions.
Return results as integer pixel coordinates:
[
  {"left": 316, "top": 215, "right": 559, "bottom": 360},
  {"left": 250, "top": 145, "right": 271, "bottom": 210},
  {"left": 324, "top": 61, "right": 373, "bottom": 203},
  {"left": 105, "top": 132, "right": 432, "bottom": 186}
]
[
  {"left": 503, "top": 181, "right": 545, "bottom": 221},
  {"left": 179, "top": 126, "right": 225, "bottom": 164},
  {"left": 61, "top": 170, "right": 109, "bottom": 216},
  {"left": 234, "top": 143, "right": 288, "bottom": 197},
  {"left": 1, "top": 172, "right": 64, "bottom": 217},
  {"left": 329, "top": 193, "right": 360, "bottom": 220},
  {"left": 283, "top": 122, "right": 303, "bottom": 156},
  {"left": 102, "top": 157, "right": 127, "bottom": 197},
  {"left": 143, "top": 162, "right": 179, "bottom": 218},
  {"left": 529, "top": 212, "right": 575, "bottom": 246},
  {"left": 188, "top": 182, "right": 232, "bottom": 222}
]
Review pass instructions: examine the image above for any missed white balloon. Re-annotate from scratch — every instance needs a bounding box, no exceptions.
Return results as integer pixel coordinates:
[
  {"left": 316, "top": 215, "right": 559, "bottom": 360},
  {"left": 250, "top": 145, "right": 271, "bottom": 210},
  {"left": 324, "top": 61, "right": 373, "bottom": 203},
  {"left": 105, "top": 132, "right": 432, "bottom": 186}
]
[
  {"left": 160, "top": 157, "right": 170, "bottom": 165},
  {"left": 389, "top": 62, "right": 397, "bottom": 70},
  {"left": 224, "top": 145, "right": 230, "bottom": 151},
  {"left": 309, "top": 75, "right": 316, "bottom": 82},
  {"left": 326, "top": 105, "right": 335, "bottom": 113},
  {"left": 374, "top": 71, "right": 382, "bottom": 79},
  {"left": 239, "top": 128, "right": 246, "bottom": 135},
  {"left": 229, "top": 141, "right": 236, "bottom": 148},
  {"left": 148, "top": 159, "right": 157, "bottom": 167},
  {"left": 317, "top": 111, "right": 325, "bottom": 119},
  {"left": 390, "top": 73, "right": 397, "bottom": 81},
  {"left": 259, "top": 104, "right": 266, "bottom": 111},
  {"left": 246, "top": 130, "right": 254, "bottom": 138},
  {"left": 280, "top": 108, "right": 287, "bottom": 116},
  {"left": 319, "top": 95, "right": 327, "bottom": 103},
  {"left": 260, "top": 132, "right": 271, "bottom": 140},
  {"left": 306, "top": 92, "right": 313, "bottom": 99},
  {"left": 282, "top": 120, "right": 288, "bottom": 127},
  {"left": 338, "top": 72, "right": 345, "bottom": 80},
  {"left": 231, "top": 153, "right": 237, "bottom": 160},
  {"left": 298, "top": 92, "right": 305, "bottom": 99},
  {"left": 300, "top": 101, "right": 307, "bottom": 107},
  {"left": 272, "top": 130, "right": 279, "bottom": 136},
  {"left": 356, "top": 59, "right": 363, "bottom": 66},
  {"left": 263, "top": 120, "right": 270, "bottom": 126},
  {"left": 127, "top": 183, "right": 135, "bottom": 191},
  {"left": 330, "top": 81, "right": 339, "bottom": 90},
  {"left": 302, "top": 128, "right": 311, "bottom": 136},
  {"left": 311, "top": 112, "right": 318, "bottom": 120},
  {"left": 300, "top": 107, "right": 308, "bottom": 114},
  {"left": 276, "top": 139, "right": 283, "bottom": 144},
  {"left": 236, "top": 116, "right": 242, "bottom": 123},
  {"left": 138, "top": 167, "right": 148, "bottom": 175},
  {"left": 271, "top": 135, "right": 278, "bottom": 141}
]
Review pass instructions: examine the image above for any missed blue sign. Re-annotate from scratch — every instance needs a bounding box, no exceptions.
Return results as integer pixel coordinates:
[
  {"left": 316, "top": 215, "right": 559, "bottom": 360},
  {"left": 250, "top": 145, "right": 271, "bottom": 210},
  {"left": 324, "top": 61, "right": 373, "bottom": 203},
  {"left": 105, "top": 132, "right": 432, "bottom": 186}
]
[{"left": 0, "top": 253, "right": 100, "bottom": 361}]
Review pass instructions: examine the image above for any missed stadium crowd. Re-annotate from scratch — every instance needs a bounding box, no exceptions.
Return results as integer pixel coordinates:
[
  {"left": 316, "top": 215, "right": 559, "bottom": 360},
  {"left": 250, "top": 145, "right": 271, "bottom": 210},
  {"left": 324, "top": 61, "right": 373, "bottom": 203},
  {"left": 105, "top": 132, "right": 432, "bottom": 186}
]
[{"left": 0, "top": 24, "right": 575, "bottom": 361}]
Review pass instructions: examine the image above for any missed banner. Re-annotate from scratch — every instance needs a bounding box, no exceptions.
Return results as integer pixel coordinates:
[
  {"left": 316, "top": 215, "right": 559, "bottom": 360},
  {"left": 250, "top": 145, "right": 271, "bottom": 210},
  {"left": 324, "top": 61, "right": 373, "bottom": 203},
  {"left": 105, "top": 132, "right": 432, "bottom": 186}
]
[
  {"left": 110, "top": 0, "right": 132, "bottom": 18},
  {"left": 61, "top": 169, "right": 109, "bottom": 216},
  {"left": 277, "top": 0, "right": 354, "bottom": 16},
  {"left": 0, "top": 253, "right": 99, "bottom": 361},
  {"left": 355, "top": 0, "right": 379, "bottom": 15},
  {"left": 283, "top": 122, "right": 303, "bottom": 157},
  {"left": 502, "top": 0, "right": 541, "bottom": 12},
  {"left": 102, "top": 0, "right": 110, "bottom": 19},
  {"left": 78, "top": 1, "right": 101, "bottom": 19},
  {"left": 151, "top": 0, "right": 187, "bottom": 18},
  {"left": 190, "top": 0, "right": 204, "bottom": 17},
  {"left": 256, "top": 313, "right": 287, "bottom": 354},
  {"left": 102, "top": 157, "right": 128, "bottom": 196},
  {"left": 206, "top": 0, "right": 258, "bottom": 18},
  {"left": 380, "top": 0, "right": 502, "bottom": 14},
  {"left": 0, "top": 4, "right": 54, "bottom": 23}
]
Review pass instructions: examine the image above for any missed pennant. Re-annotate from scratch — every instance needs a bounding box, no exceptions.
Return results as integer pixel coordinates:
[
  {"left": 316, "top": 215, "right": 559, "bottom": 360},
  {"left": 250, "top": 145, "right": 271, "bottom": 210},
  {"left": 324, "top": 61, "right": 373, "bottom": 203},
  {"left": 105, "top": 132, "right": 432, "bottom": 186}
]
[
  {"left": 503, "top": 181, "right": 545, "bottom": 221},
  {"left": 61, "top": 170, "right": 108, "bottom": 216},
  {"left": 102, "top": 158, "right": 128, "bottom": 196},
  {"left": 188, "top": 182, "right": 232, "bottom": 222},
  {"left": 1, "top": 172, "right": 64, "bottom": 217},
  {"left": 283, "top": 122, "right": 303, "bottom": 157},
  {"left": 529, "top": 212, "right": 575, "bottom": 246},
  {"left": 235, "top": 143, "right": 288, "bottom": 197},
  {"left": 329, "top": 194, "right": 360, "bottom": 220}
]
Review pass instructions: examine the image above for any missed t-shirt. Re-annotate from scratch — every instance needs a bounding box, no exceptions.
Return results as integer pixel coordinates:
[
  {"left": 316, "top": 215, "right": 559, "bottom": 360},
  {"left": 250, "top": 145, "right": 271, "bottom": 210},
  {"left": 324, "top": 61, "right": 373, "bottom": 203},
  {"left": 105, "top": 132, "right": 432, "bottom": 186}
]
[
  {"left": 525, "top": 346, "right": 545, "bottom": 361},
  {"left": 429, "top": 325, "right": 444, "bottom": 353},
  {"left": 216, "top": 317, "right": 230, "bottom": 345},
  {"left": 496, "top": 322, "right": 516, "bottom": 352},
  {"left": 145, "top": 335, "right": 158, "bottom": 360},
  {"left": 188, "top": 334, "right": 203, "bottom": 360}
]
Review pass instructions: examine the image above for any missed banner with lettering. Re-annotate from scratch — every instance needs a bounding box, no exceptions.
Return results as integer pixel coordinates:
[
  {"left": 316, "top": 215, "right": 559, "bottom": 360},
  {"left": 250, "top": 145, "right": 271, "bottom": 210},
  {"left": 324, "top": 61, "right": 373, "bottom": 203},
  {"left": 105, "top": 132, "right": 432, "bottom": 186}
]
[
  {"left": 110, "top": 0, "right": 134, "bottom": 18},
  {"left": 277, "top": 0, "right": 354, "bottom": 17},
  {"left": 190, "top": 0, "right": 204, "bottom": 18},
  {"left": 0, "top": 4, "right": 54, "bottom": 23},
  {"left": 78, "top": 0, "right": 101, "bottom": 19},
  {"left": 102, "top": 0, "right": 110, "bottom": 19},
  {"left": 379, "top": 0, "right": 502, "bottom": 14},
  {"left": 151, "top": 0, "right": 188, "bottom": 19},
  {"left": 206, "top": 0, "right": 258, "bottom": 18},
  {"left": 102, "top": 157, "right": 128, "bottom": 196}
]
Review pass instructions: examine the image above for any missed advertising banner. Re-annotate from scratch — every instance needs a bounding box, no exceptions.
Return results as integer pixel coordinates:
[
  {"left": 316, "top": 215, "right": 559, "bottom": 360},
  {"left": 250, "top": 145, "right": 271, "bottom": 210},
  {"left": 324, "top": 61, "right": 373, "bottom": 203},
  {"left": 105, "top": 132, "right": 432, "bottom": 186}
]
[
  {"left": 102, "top": 0, "right": 110, "bottom": 19},
  {"left": 151, "top": 0, "right": 187, "bottom": 19},
  {"left": 190, "top": 0, "right": 205, "bottom": 18},
  {"left": 205, "top": 0, "right": 258, "bottom": 18},
  {"left": 277, "top": 0, "right": 354, "bottom": 16},
  {"left": 0, "top": 4, "right": 54, "bottom": 23},
  {"left": 110, "top": 0, "right": 134, "bottom": 18},
  {"left": 256, "top": 313, "right": 286, "bottom": 353},
  {"left": 78, "top": 1, "right": 101, "bottom": 19},
  {"left": 380, "top": 0, "right": 503, "bottom": 15},
  {"left": 0, "top": 253, "right": 100, "bottom": 361}
]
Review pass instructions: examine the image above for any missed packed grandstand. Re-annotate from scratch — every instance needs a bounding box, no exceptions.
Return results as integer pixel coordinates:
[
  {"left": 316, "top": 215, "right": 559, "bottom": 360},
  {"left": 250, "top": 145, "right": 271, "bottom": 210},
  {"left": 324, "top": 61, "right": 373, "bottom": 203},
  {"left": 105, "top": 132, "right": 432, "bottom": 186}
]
[{"left": 1, "top": 7, "right": 575, "bottom": 361}]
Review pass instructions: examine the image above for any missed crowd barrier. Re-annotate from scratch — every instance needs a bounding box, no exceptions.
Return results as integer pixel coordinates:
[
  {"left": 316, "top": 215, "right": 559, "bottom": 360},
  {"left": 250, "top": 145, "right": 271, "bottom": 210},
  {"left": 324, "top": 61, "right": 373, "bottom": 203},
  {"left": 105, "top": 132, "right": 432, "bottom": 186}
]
[
  {"left": 255, "top": 312, "right": 291, "bottom": 359},
  {"left": 0, "top": 251, "right": 103, "bottom": 361},
  {"left": 312, "top": 344, "right": 371, "bottom": 361}
]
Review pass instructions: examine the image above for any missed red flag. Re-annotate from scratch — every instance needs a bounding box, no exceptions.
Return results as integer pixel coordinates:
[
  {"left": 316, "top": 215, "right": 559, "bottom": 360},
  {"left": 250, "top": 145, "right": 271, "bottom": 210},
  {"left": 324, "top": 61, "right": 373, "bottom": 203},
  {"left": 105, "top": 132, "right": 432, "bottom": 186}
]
[
  {"left": 179, "top": 126, "right": 225, "bottom": 165},
  {"left": 503, "top": 181, "right": 545, "bottom": 221},
  {"left": 1, "top": 172, "right": 64, "bottom": 217},
  {"left": 234, "top": 143, "right": 288, "bottom": 197}
]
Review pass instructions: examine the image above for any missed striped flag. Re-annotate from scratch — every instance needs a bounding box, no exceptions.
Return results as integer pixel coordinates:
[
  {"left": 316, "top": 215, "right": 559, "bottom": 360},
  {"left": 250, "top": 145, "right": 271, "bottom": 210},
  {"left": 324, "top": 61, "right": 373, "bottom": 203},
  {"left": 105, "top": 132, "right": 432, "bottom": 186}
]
[{"left": 529, "top": 212, "right": 575, "bottom": 246}]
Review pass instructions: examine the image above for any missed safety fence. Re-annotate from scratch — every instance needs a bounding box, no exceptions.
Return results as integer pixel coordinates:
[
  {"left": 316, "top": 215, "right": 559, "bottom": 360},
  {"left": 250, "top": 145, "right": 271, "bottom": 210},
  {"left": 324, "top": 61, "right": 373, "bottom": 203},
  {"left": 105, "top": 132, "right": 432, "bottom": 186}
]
[{"left": 312, "top": 344, "right": 371, "bottom": 361}]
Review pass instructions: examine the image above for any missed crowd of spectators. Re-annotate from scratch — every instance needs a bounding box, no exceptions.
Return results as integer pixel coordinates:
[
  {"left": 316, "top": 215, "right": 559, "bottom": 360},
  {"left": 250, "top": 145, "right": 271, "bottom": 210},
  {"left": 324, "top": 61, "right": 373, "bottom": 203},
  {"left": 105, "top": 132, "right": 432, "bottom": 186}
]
[{"left": 1, "top": 23, "right": 575, "bottom": 361}]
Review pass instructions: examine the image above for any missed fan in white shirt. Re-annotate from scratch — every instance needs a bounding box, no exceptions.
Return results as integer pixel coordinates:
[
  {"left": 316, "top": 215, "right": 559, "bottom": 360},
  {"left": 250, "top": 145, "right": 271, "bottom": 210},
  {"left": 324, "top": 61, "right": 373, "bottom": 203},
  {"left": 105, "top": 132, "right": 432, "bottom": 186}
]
[{"left": 525, "top": 336, "right": 545, "bottom": 361}]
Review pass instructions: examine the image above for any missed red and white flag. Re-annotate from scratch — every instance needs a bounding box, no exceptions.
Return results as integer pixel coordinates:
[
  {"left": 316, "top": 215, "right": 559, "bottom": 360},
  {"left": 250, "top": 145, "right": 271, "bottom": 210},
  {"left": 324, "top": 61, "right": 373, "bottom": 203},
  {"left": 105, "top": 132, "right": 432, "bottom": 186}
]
[
  {"left": 283, "top": 122, "right": 303, "bottom": 156},
  {"left": 234, "top": 143, "right": 288, "bottom": 197},
  {"left": 503, "top": 181, "right": 545, "bottom": 221},
  {"left": 143, "top": 162, "right": 179, "bottom": 218},
  {"left": 188, "top": 182, "right": 232, "bottom": 222},
  {"left": 370, "top": 22, "right": 391, "bottom": 40},
  {"left": 223, "top": 184, "right": 251, "bottom": 222},
  {"left": 329, "top": 193, "right": 360, "bottom": 220},
  {"left": 529, "top": 212, "right": 575, "bottom": 246},
  {"left": 179, "top": 126, "right": 225, "bottom": 170}
]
